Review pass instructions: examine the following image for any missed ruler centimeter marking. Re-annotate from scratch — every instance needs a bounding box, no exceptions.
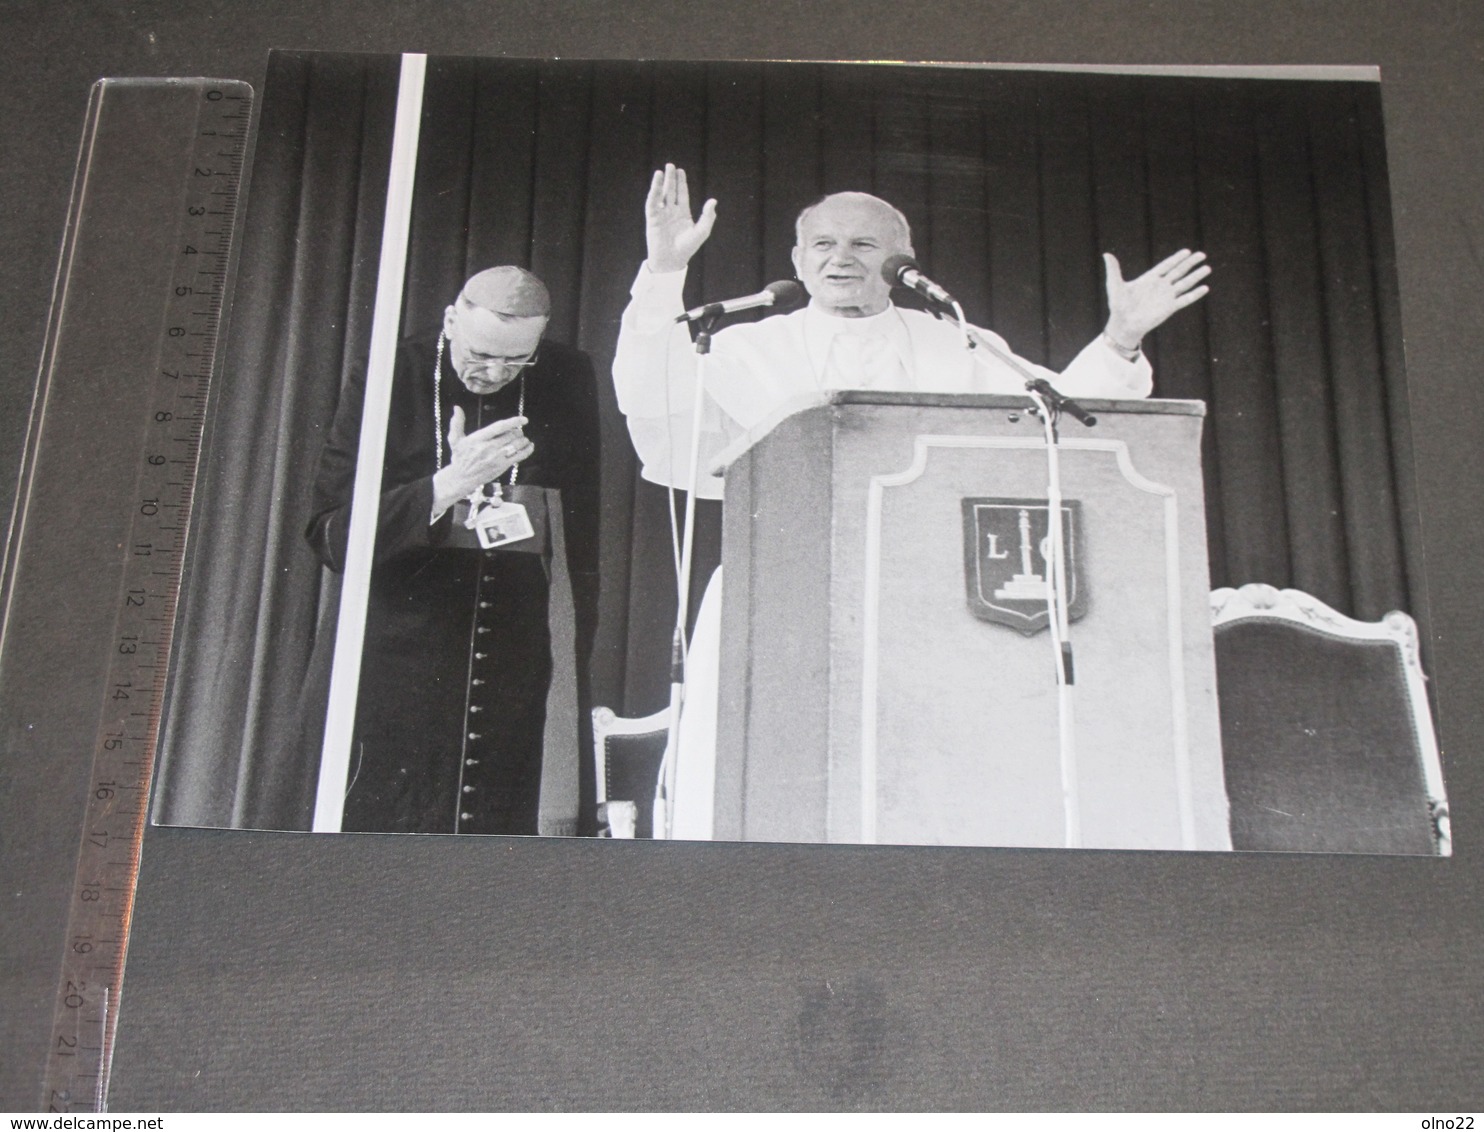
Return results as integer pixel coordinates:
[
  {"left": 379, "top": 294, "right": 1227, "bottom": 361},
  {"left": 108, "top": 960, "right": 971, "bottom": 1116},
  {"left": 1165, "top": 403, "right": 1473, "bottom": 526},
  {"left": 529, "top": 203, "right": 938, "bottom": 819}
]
[{"left": 31, "top": 79, "right": 251, "bottom": 1113}]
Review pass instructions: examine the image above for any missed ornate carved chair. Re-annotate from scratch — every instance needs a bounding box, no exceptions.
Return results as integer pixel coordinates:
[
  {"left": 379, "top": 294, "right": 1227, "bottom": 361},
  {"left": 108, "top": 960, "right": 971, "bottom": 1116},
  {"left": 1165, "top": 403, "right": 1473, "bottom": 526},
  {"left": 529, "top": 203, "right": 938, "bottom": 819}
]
[
  {"left": 1211, "top": 583, "right": 1451, "bottom": 855},
  {"left": 591, "top": 706, "right": 669, "bottom": 838}
]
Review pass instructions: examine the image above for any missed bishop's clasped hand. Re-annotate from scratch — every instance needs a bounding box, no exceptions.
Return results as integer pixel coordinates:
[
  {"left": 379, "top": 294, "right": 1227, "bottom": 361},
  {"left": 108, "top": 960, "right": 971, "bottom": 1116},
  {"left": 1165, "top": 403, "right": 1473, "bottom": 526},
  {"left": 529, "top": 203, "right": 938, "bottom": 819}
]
[{"left": 435, "top": 407, "right": 537, "bottom": 548}]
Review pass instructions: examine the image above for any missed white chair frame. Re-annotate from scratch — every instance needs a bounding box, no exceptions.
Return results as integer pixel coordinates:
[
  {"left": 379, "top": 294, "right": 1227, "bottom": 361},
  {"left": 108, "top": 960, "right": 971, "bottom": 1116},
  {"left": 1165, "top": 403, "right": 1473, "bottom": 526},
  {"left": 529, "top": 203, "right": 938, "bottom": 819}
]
[
  {"left": 591, "top": 705, "right": 670, "bottom": 837},
  {"left": 1210, "top": 582, "right": 1451, "bottom": 856}
]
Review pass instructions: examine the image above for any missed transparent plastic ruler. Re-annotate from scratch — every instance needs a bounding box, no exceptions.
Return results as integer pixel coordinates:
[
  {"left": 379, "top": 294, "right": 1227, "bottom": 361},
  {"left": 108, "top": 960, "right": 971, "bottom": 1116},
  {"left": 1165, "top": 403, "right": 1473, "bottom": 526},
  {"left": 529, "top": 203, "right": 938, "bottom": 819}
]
[{"left": 0, "top": 77, "right": 251, "bottom": 1112}]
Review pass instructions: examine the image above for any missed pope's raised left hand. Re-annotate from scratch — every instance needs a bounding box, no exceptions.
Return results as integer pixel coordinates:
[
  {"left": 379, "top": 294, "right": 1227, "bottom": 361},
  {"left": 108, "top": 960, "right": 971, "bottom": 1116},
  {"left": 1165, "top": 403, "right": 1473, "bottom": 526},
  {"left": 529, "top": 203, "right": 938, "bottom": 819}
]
[{"left": 1102, "top": 249, "right": 1211, "bottom": 351}]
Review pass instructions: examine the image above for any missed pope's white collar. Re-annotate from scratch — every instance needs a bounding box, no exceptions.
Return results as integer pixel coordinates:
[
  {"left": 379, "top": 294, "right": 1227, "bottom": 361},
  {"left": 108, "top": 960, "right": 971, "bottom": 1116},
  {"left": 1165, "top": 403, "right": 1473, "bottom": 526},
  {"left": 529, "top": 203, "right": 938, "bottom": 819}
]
[
  {"left": 802, "top": 300, "right": 915, "bottom": 388},
  {"left": 803, "top": 299, "right": 901, "bottom": 329}
]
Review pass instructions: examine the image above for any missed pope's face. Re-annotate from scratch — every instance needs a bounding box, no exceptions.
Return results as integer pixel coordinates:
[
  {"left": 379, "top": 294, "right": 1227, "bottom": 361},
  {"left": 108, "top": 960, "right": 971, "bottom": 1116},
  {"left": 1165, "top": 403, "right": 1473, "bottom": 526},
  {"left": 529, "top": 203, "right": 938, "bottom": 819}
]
[
  {"left": 791, "top": 197, "right": 909, "bottom": 317},
  {"left": 444, "top": 304, "right": 547, "bottom": 394}
]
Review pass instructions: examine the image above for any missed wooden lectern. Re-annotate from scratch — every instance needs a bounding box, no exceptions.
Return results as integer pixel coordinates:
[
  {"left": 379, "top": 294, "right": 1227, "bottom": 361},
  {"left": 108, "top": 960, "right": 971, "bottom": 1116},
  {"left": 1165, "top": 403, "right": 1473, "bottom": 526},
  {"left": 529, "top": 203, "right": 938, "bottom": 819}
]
[{"left": 710, "top": 391, "right": 1230, "bottom": 851}]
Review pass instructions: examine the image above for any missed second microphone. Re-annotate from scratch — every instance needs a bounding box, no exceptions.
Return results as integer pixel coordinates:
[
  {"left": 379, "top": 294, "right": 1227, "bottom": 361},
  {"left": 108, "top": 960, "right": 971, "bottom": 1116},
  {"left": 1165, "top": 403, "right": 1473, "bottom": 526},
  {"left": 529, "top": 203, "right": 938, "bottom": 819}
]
[{"left": 674, "top": 280, "right": 806, "bottom": 323}]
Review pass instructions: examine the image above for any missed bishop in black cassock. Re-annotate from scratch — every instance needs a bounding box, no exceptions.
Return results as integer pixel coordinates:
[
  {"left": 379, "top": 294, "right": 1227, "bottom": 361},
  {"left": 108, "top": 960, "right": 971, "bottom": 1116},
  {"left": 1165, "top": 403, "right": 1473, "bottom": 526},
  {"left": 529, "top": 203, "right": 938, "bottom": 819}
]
[{"left": 306, "top": 267, "right": 599, "bottom": 835}]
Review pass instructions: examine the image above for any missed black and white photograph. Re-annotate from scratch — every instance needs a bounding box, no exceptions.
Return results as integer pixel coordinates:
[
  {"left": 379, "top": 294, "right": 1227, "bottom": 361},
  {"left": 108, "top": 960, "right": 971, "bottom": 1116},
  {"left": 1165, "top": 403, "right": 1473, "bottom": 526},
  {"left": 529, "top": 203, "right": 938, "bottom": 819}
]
[{"left": 149, "top": 51, "right": 1448, "bottom": 855}]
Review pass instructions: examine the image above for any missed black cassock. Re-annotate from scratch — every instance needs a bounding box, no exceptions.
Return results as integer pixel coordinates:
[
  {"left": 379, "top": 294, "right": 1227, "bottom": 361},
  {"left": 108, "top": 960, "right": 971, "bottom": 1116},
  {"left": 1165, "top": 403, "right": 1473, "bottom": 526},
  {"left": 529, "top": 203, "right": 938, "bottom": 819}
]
[{"left": 306, "top": 331, "right": 599, "bottom": 835}]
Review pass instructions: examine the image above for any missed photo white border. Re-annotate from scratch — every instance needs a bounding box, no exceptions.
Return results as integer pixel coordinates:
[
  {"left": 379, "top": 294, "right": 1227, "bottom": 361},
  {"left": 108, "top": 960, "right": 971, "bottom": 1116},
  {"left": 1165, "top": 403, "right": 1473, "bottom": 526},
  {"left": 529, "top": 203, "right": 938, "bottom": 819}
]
[{"left": 312, "top": 53, "right": 427, "bottom": 832}]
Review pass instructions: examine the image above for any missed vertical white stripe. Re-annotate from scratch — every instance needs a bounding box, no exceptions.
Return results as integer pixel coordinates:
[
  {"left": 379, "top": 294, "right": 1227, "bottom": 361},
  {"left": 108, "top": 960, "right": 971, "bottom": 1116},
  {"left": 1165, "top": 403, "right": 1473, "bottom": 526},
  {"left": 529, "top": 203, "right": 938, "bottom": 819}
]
[
  {"left": 858, "top": 475, "right": 886, "bottom": 844},
  {"left": 1165, "top": 501, "right": 1197, "bottom": 849},
  {"left": 312, "top": 53, "right": 427, "bottom": 832},
  {"left": 859, "top": 439, "right": 932, "bottom": 844}
]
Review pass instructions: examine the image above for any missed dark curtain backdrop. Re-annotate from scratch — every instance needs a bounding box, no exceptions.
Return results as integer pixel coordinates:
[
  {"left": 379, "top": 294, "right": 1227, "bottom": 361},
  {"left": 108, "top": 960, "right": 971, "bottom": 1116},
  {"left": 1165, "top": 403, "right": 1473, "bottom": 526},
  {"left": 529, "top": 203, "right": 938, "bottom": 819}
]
[
  {"left": 154, "top": 53, "right": 398, "bottom": 828},
  {"left": 155, "top": 53, "right": 1419, "bottom": 831}
]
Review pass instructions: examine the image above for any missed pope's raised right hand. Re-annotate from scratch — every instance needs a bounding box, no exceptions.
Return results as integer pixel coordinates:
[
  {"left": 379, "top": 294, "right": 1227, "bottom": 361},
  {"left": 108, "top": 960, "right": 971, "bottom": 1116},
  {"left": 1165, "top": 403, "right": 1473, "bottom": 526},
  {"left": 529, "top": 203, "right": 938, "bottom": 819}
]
[{"left": 645, "top": 163, "right": 717, "bottom": 274}]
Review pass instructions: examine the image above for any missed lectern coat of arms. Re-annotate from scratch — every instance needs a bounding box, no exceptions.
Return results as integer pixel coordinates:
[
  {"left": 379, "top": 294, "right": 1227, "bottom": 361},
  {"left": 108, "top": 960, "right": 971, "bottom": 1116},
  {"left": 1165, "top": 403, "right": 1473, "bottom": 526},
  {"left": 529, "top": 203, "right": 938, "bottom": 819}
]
[{"left": 961, "top": 497, "right": 1087, "bottom": 635}]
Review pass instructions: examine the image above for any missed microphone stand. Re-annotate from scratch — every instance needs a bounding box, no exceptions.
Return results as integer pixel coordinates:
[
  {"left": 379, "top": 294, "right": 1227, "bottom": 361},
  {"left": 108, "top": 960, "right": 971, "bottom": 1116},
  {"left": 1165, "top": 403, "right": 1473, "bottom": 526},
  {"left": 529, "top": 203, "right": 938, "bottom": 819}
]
[
  {"left": 959, "top": 320, "right": 1091, "bottom": 849},
  {"left": 655, "top": 310, "right": 719, "bottom": 840}
]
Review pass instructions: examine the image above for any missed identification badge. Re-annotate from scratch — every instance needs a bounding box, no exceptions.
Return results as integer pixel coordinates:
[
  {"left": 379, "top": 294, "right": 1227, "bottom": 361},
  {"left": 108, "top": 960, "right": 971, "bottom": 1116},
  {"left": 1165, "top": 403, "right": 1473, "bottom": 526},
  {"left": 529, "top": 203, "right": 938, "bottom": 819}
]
[{"left": 467, "top": 497, "right": 536, "bottom": 549}]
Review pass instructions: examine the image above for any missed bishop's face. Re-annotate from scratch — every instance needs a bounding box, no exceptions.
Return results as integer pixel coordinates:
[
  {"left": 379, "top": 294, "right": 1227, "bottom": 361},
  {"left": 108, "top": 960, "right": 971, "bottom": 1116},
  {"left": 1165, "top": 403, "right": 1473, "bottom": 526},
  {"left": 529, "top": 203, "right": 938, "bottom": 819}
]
[
  {"left": 443, "top": 304, "right": 547, "bottom": 394},
  {"left": 791, "top": 197, "right": 910, "bottom": 318}
]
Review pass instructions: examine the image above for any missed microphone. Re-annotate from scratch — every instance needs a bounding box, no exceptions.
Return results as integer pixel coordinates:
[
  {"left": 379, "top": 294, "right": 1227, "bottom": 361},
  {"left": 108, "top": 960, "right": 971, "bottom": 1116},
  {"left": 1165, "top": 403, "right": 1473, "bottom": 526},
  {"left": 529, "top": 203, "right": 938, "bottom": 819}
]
[
  {"left": 674, "top": 280, "right": 805, "bottom": 323},
  {"left": 881, "top": 254, "right": 957, "bottom": 308}
]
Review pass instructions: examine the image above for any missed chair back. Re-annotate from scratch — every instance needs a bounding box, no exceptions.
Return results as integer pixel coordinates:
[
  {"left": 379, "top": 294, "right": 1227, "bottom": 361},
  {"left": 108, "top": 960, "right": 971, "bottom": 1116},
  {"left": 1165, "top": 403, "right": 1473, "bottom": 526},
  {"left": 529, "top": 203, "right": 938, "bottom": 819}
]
[
  {"left": 1212, "top": 584, "right": 1450, "bottom": 855},
  {"left": 592, "top": 706, "right": 669, "bottom": 838}
]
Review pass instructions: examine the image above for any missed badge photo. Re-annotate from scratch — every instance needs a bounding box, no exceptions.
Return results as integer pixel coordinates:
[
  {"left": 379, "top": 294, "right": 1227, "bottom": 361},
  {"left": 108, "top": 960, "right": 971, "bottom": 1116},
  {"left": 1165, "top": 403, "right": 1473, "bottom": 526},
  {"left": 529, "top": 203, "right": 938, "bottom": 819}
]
[{"left": 472, "top": 497, "right": 536, "bottom": 549}]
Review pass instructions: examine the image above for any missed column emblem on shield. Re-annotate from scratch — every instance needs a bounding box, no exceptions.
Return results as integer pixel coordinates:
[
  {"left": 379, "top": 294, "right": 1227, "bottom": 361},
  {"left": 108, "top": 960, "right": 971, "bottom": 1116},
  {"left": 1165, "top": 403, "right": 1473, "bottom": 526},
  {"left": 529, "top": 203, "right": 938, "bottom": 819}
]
[{"left": 961, "top": 497, "right": 1087, "bottom": 635}]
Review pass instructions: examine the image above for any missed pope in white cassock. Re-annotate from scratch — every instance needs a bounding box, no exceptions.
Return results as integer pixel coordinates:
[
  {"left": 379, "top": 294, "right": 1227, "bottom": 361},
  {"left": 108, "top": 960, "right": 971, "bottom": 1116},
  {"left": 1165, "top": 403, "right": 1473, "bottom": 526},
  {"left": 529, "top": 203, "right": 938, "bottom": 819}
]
[{"left": 612, "top": 163, "right": 1213, "bottom": 839}]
